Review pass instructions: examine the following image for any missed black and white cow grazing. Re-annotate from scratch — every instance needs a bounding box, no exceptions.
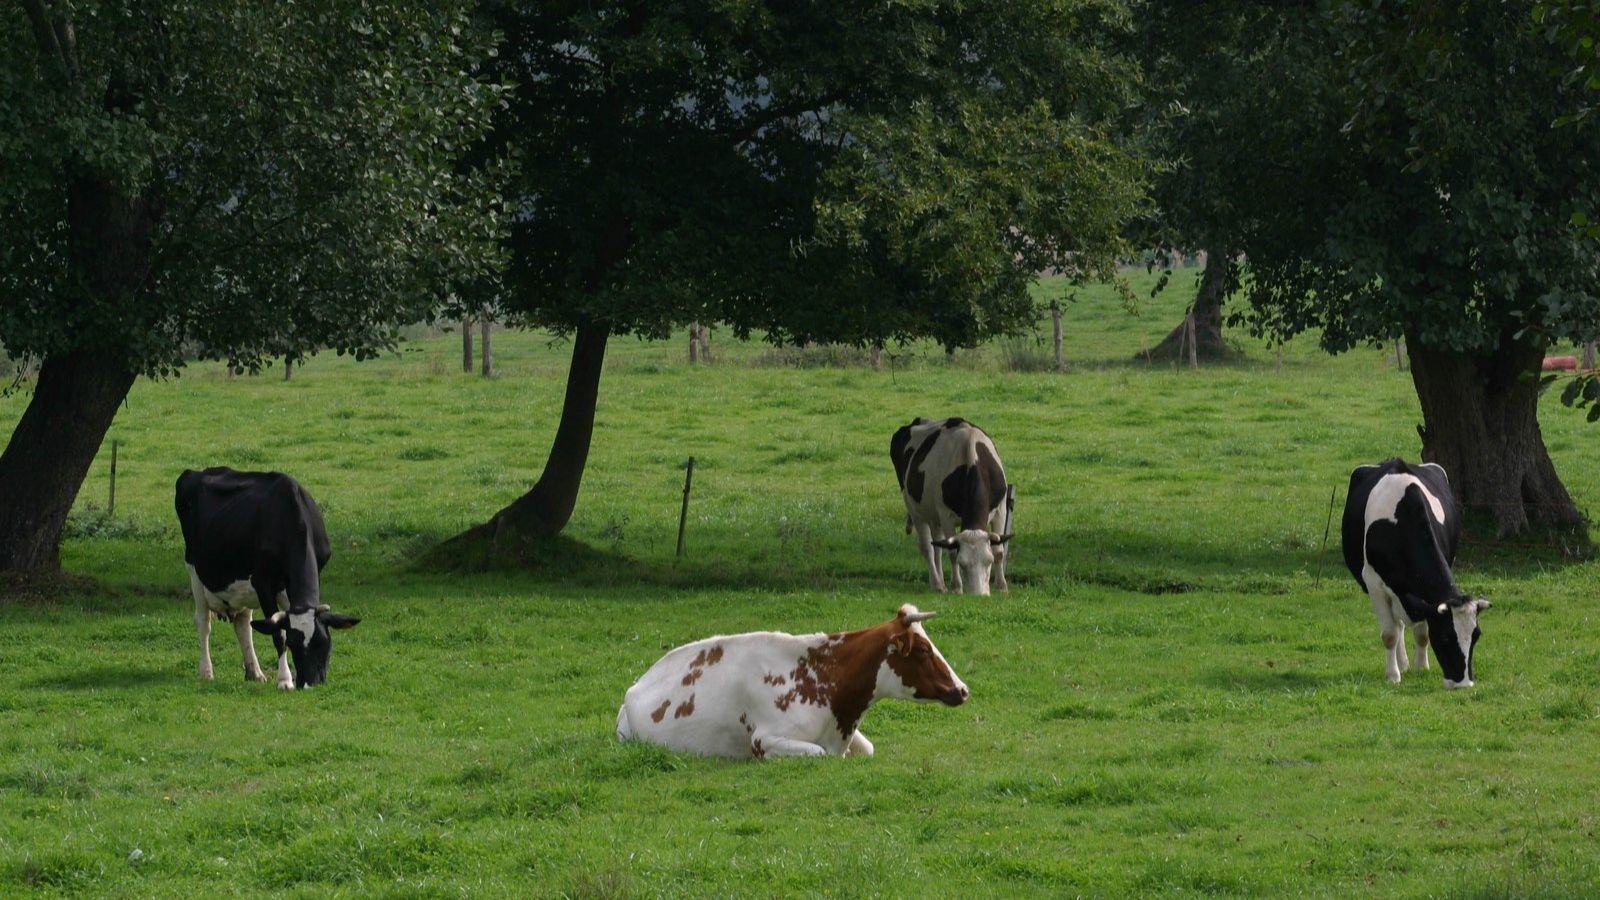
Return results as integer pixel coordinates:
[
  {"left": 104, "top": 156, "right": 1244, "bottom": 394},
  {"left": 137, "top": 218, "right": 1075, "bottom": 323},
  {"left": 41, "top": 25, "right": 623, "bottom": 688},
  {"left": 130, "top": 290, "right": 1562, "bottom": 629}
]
[
  {"left": 175, "top": 468, "right": 359, "bottom": 689},
  {"left": 1341, "top": 458, "right": 1491, "bottom": 688},
  {"left": 891, "top": 417, "right": 1012, "bottom": 595}
]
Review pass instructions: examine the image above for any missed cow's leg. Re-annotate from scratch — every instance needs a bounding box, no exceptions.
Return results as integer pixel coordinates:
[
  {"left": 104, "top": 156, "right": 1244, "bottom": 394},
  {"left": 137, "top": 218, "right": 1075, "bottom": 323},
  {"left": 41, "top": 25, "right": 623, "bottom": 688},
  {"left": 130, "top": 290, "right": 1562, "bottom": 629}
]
[
  {"left": 194, "top": 596, "right": 215, "bottom": 681},
  {"left": 756, "top": 735, "right": 829, "bottom": 757},
  {"left": 916, "top": 526, "right": 946, "bottom": 593},
  {"left": 232, "top": 610, "right": 267, "bottom": 681},
  {"left": 949, "top": 546, "right": 964, "bottom": 593},
  {"left": 1371, "top": 591, "right": 1403, "bottom": 683},
  {"left": 845, "top": 730, "right": 875, "bottom": 757},
  {"left": 260, "top": 586, "right": 295, "bottom": 690},
  {"left": 994, "top": 544, "right": 1009, "bottom": 594},
  {"left": 1389, "top": 598, "right": 1411, "bottom": 673},
  {"left": 1410, "top": 620, "right": 1431, "bottom": 671}
]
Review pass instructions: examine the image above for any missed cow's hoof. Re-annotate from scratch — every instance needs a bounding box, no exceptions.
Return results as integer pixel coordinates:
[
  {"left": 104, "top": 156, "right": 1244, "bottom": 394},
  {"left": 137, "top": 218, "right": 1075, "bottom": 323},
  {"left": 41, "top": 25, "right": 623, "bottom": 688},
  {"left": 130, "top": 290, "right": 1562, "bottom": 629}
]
[
  {"left": 198, "top": 669, "right": 214, "bottom": 681},
  {"left": 1386, "top": 672, "right": 1402, "bottom": 684},
  {"left": 246, "top": 671, "right": 268, "bottom": 682},
  {"left": 276, "top": 680, "right": 295, "bottom": 691}
]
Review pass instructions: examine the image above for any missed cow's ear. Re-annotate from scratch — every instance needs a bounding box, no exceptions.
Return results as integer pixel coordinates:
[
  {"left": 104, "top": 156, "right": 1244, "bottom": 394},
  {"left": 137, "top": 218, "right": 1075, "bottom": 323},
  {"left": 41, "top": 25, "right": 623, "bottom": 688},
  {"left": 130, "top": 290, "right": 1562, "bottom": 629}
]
[
  {"left": 319, "top": 613, "right": 360, "bottom": 630},
  {"left": 250, "top": 618, "right": 283, "bottom": 635}
]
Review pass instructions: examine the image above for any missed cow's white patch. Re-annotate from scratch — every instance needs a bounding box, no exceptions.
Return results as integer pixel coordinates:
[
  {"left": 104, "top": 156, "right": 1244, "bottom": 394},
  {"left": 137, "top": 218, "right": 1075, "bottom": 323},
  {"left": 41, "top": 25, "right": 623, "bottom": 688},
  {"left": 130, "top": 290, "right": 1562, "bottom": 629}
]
[
  {"left": 186, "top": 564, "right": 256, "bottom": 615},
  {"left": 288, "top": 610, "right": 316, "bottom": 649},
  {"left": 1364, "top": 473, "right": 1445, "bottom": 527},
  {"left": 875, "top": 658, "right": 916, "bottom": 699}
]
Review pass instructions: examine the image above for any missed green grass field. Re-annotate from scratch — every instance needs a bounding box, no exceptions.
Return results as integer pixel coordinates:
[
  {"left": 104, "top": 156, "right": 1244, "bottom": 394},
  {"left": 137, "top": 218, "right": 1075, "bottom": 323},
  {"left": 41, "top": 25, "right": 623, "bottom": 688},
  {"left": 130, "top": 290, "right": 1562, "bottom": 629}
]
[{"left": 4, "top": 271, "right": 1600, "bottom": 897}]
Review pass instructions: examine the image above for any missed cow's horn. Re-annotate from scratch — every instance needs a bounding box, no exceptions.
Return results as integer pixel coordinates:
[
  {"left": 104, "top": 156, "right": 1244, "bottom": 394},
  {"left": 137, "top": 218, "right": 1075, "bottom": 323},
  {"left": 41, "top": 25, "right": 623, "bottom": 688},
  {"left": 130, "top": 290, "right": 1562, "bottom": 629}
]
[
  {"left": 317, "top": 603, "right": 331, "bottom": 613},
  {"left": 904, "top": 610, "right": 938, "bottom": 624},
  {"left": 1436, "top": 603, "right": 1448, "bottom": 614},
  {"left": 270, "top": 611, "right": 286, "bottom": 623}
]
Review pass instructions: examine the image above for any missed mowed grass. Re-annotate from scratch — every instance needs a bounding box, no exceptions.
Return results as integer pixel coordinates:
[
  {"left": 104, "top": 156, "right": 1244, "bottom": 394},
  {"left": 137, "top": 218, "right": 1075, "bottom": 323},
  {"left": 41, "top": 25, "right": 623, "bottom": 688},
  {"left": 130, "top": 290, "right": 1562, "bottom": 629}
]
[{"left": 4, "top": 271, "right": 1600, "bottom": 896}]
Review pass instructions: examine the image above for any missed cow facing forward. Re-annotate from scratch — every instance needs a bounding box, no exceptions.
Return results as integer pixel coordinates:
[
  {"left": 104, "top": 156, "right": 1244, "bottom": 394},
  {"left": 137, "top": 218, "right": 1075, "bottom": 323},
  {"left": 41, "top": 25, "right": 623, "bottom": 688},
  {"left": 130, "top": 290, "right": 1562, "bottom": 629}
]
[
  {"left": 616, "top": 604, "right": 968, "bottom": 759},
  {"left": 1341, "top": 458, "right": 1491, "bottom": 688},
  {"left": 175, "top": 468, "right": 360, "bottom": 689},
  {"left": 891, "top": 417, "right": 1011, "bottom": 595}
]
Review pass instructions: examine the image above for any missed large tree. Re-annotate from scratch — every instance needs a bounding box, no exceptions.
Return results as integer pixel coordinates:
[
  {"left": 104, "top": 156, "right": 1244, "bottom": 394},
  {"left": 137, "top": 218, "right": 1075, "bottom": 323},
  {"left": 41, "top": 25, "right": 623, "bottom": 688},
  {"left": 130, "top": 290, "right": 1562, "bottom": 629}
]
[
  {"left": 0, "top": 1, "right": 503, "bottom": 574},
  {"left": 1127, "top": 2, "right": 1327, "bottom": 361},
  {"left": 459, "top": 0, "right": 1149, "bottom": 549},
  {"left": 1230, "top": 1, "right": 1600, "bottom": 535}
]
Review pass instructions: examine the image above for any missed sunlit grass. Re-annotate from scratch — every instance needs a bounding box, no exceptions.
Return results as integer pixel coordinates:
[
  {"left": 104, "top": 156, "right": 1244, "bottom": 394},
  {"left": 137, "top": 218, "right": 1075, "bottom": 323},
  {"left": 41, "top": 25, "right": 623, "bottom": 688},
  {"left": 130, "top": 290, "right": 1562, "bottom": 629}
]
[{"left": 3, "top": 272, "right": 1600, "bottom": 895}]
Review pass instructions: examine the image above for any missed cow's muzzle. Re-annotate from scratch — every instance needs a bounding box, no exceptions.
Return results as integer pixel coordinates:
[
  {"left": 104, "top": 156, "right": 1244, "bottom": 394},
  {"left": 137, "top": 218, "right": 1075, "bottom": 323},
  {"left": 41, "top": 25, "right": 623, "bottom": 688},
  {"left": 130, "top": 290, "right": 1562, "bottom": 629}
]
[{"left": 940, "top": 685, "right": 969, "bottom": 706}]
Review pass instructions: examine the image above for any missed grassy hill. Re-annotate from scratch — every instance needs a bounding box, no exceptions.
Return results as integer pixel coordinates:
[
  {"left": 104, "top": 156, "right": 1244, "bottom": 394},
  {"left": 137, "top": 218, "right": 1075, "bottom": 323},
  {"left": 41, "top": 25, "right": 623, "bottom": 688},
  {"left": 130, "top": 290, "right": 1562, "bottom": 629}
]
[{"left": 2, "top": 272, "right": 1598, "bottom": 896}]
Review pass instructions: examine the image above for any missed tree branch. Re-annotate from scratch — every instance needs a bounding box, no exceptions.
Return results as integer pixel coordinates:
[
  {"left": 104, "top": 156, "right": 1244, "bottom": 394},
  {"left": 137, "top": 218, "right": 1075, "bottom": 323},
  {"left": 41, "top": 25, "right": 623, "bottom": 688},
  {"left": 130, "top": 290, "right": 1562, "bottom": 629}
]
[{"left": 725, "top": 89, "right": 849, "bottom": 145}]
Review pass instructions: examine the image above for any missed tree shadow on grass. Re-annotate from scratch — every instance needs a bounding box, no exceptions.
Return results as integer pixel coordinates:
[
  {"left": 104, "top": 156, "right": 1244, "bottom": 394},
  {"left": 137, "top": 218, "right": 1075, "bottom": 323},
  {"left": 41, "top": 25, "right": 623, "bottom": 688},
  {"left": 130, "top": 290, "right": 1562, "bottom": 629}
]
[
  {"left": 405, "top": 514, "right": 1593, "bottom": 597},
  {"left": 1197, "top": 665, "right": 1349, "bottom": 693},
  {"left": 29, "top": 665, "right": 177, "bottom": 691}
]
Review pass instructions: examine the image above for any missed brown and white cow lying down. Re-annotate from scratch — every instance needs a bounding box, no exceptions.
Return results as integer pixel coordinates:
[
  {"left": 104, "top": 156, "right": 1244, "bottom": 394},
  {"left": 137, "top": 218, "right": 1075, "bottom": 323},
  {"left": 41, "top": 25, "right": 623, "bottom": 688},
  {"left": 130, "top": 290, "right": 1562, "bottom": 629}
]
[{"left": 616, "top": 605, "right": 968, "bottom": 759}]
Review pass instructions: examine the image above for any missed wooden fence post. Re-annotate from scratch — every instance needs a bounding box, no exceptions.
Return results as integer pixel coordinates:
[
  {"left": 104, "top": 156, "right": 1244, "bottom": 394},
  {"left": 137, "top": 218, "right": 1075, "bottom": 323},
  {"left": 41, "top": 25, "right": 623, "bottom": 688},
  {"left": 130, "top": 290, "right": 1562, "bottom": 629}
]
[
  {"left": 1185, "top": 312, "right": 1198, "bottom": 369},
  {"left": 676, "top": 457, "right": 696, "bottom": 558},
  {"left": 480, "top": 315, "right": 493, "bottom": 377},
  {"left": 1051, "top": 301, "right": 1064, "bottom": 371},
  {"left": 1585, "top": 341, "right": 1596, "bottom": 370}
]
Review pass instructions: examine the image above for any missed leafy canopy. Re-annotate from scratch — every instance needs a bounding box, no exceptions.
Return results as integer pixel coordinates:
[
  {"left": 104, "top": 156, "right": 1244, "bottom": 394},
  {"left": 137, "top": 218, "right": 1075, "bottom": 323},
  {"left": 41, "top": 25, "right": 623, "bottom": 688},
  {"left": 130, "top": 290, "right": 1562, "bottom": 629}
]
[
  {"left": 0, "top": 1, "right": 505, "bottom": 375},
  {"left": 1219, "top": 2, "right": 1600, "bottom": 355},
  {"left": 486, "top": 0, "right": 1148, "bottom": 349}
]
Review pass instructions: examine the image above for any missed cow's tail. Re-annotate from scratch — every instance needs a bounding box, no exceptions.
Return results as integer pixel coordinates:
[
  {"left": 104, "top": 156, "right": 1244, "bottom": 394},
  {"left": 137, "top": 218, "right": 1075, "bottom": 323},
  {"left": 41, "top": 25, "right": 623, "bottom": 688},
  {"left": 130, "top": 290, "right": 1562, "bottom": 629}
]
[{"left": 615, "top": 703, "right": 633, "bottom": 742}]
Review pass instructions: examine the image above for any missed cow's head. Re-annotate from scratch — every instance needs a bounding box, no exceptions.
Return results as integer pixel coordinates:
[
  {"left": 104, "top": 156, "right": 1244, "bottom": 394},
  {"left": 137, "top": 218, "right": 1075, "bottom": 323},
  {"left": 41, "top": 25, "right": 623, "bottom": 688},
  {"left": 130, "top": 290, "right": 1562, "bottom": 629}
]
[
  {"left": 252, "top": 604, "right": 361, "bottom": 688},
  {"left": 1425, "top": 595, "right": 1490, "bottom": 689},
  {"left": 881, "top": 605, "right": 968, "bottom": 705},
  {"left": 931, "top": 530, "right": 1012, "bottom": 596}
]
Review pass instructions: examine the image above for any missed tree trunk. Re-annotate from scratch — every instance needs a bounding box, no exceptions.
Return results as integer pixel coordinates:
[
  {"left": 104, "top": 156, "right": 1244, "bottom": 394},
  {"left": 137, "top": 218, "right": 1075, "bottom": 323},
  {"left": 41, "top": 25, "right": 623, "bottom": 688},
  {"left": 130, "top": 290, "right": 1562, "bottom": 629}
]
[
  {"left": 0, "top": 173, "right": 154, "bottom": 575},
  {"left": 0, "top": 350, "right": 137, "bottom": 573},
  {"left": 470, "top": 318, "right": 611, "bottom": 539},
  {"left": 1140, "top": 249, "right": 1231, "bottom": 361},
  {"left": 688, "top": 322, "right": 700, "bottom": 364},
  {"left": 480, "top": 314, "right": 492, "bottom": 377},
  {"left": 1408, "top": 331, "right": 1584, "bottom": 537},
  {"left": 462, "top": 317, "right": 474, "bottom": 373},
  {"left": 283, "top": 358, "right": 293, "bottom": 381}
]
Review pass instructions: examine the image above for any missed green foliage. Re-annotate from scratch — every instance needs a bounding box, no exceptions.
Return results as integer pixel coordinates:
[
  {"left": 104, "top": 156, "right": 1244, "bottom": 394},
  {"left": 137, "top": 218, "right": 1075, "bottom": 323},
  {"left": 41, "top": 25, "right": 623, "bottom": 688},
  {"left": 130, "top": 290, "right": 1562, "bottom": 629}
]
[
  {"left": 485, "top": 0, "right": 1146, "bottom": 349},
  {"left": 0, "top": 1, "right": 505, "bottom": 375},
  {"left": 1223, "top": 2, "right": 1600, "bottom": 355},
  {"left": 6, "top": 301, "right": 1600, "bottom": 893}
]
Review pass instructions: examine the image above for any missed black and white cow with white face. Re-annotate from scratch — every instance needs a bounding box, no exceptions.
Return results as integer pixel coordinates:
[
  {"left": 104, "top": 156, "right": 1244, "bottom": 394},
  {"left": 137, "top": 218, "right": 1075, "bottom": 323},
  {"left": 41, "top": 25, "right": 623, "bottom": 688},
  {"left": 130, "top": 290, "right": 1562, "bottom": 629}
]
[
  {"left": 1341, "top": 458, "right": 1490, "bottom": 688},
  {"left": 891, "top": 417, "right": 1011, "bottom": 595},
  {"left": 175, "top": 467, "right": 360, "bottom": 690}
]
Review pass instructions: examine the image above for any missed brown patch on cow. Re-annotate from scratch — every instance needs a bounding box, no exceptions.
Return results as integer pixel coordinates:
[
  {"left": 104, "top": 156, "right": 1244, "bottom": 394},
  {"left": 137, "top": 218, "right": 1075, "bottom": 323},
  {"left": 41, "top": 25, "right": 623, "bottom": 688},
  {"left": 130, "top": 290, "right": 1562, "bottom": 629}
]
[
  {"left": 750, "top": 737, "right": 766, "bottom": 759},
  {"left": 706, "top": 644, "right": 724, "bottom": 665},
  {"left": 762, "top": 672, "right": 787, "bottom": 686},
  {"left": 674, "top": 694, "right": 696, "bottom": 719},
  {"left": 682, "top": 668, "right": 703, "bottom": 686},
  {"left": 689, "top": 648, "right": 708, "bottom": 668},
  {"left": 649, "top": 700, "right": 671, "bottom": 723},
  {"left": 770, "top": 629, "right": 894, "bottom": 739}
]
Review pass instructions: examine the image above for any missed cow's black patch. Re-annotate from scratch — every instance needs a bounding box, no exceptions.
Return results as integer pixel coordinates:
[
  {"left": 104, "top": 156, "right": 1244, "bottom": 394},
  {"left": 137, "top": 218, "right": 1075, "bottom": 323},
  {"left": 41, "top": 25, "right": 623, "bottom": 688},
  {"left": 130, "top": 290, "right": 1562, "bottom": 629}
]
[
  {"left": 942, "top": 417, "right": 967, "bottom": 429},
  {"left": 905, "top": 427, "right": 941, "bottom": 504},
  {"left": 890, "top": 419, "right": 925, "bottom": 490},
  {"left": 941, "top": 441, "right": 1007, "bottom": 532}
]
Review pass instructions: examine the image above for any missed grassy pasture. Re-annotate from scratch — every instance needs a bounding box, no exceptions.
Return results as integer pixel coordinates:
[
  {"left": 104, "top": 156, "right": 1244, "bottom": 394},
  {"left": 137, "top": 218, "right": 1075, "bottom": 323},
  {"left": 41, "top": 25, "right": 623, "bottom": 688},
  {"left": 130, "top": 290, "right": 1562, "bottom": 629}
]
[{"left": 4, "top": 271, "right": 1600, "bottom": 896}]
